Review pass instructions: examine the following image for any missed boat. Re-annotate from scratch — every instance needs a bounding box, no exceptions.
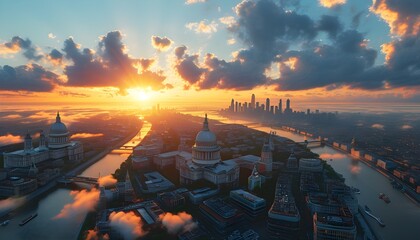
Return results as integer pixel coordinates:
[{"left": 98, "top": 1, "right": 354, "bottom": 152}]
[
  {"left": 364, "top": 205, "right": 386, "bottom": 227},
  {"left": 19, "top": 213, "right": 38, "bottom": 226},
  {"left": 1, "top": 220, "right": 10, "bottom": 226},
  {"left": 351, "top": 187, "right": 361, "bottom": 194},
  {"left": 379, "top": 193, "right": 391, "bottom": 203}
]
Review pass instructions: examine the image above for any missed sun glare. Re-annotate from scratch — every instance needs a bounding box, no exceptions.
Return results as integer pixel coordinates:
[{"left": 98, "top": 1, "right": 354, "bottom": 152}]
[{"left": 127, "top": 88, "right": 154, "bottom": 102}]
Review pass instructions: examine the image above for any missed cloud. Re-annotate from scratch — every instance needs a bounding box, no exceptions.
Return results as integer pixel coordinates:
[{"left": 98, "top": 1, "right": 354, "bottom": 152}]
[
  {"left": 54, "top": 188, "right": 100, "bottom": 219},
  {"left": 0, "top": 64, "right": 58, "bottom": 92},
  {"left": 227, "top": 38, "right": 236, "bottom": 45},
  {"left": 186, "top": 20, "right": 218, "bottom": 34},
  {"left": 185, "top": 0, "right": 206, "bottom": 5},
  {"left": 71, "top": 133, "right": 104, "bottom": 139},
  {"left": 319, "top": 153, "right": 346, "bottom": 159},
  {"left": 159, "top": 212, "right": 196, "bottom": 234},
  {"left": 350, "top": 165, "right": 361, "bottom": 174},
  {"left": 0, "top": 133, "right": 23, "bottom": 145},
  {"left": 319, "top": 0, "right": 346, "bottom": 8},
  {"left": 47, "top": 49, "right": 63, "bottom": 65},
  {"left": 109, "top": 211, "right": 146, "bottom": 240},
  {"left": 401, "top": 124, "right": 413, "bottom": 130},
  {"left": 370, "top": 0, "right": 420, "bottom": 37},
  {"left": 0, "top": 197, "right": 26, "bottom": 215},
  {"left": 0, "top": 36, "right": 43, "bottom": 60},
  {"left": 59, "top": 91, "right": 90, "bottom": 98},
  {"left": 97, "top": 175, "right": 117, "bottom": 187},
  {"left": 63, "top": 31, "right": 168, "bottom": 92},
  {"left": 85, "top": 230, "right": 109, "bottom": 240},
  {"left": 48, "top": 33, "right": 57, "bottom": 39},
  {"left": 371, "top": 123, "right": 385, "bottom": 129},
  {"left": 151, "top": 36, "right": 173, "bottom": 51},
  {"left": 317, "top": 15, "right": 342, "bottom": 38},
  {"left": 219, "top": 16, "right": 236, "bottom": 29}
]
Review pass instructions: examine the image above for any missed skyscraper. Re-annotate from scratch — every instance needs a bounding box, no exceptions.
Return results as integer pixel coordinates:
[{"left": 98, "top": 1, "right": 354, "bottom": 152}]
[
  {"left": 279, "top": 99, "right": 283, "bottom": 114},
  {"left": 230, "top": 99, "right": 235, "bottom": 112},
  {"left": 266, "top": 98, "right": 270, "bottom": 112},
  {"left": 235, "top": 101, "right": 238, "bottom": 112},
  {"left": 251, "top": 94, "right": 256, "bottom": 109},
  {"left": 286, "top": 99, "right": 290, "bottom": 110}
]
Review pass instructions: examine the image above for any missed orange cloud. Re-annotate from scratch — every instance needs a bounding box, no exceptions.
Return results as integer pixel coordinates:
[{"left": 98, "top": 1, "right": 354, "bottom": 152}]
[
  {"left": 319, "top": 153, "right": 346, "bottom": 160},
  {"left": 371, "top": 123, "right": 384, "bottom": 129},
  {"left": 401, "top": 124, "right": 413, "bottom": 130},
  {"left": 370, "top": 0, "right": 420, "bottom": 36},
  {"left": 0, "top": 196, "right": 26, "bottom": 215},
  {"left": 109, "top": 211, "right": 147, "bottom": 239},
  {"left": 381, "top": 42, "right": 395, "bottom": 63},
  {"left": 0, "top": 133, "right": 23, "bottom": 146},
  {"left": 319, "top": 0, "right": 346, "bottom": 8},
  {"left": 85, "top": 229, "right": 109, "bottom": 240},
  {"left": 97, "top": 175, "right": 117, "bottom": 187},
  {"left": 0, "top": 42, "right": 20, "bottom": 55},
  {"left": 54, "top": 188, "right": 100, "bottom": 219},
  {"left": 71, "top": 133, "right": 104, "bottom": 139},
  {"left": 159, "top": 212, "right": 196, "bottom": 234}
]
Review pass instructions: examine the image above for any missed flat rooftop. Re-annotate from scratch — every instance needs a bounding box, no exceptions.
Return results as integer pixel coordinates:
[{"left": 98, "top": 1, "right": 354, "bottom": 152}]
[{"left": 230, "top": 189, "right": 266, "bottom": 206}]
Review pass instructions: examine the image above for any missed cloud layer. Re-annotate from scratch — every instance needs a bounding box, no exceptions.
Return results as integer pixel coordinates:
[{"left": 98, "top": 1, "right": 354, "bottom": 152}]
[
  {"left": 109, "top": 211, "right": 146, "bottom": 239},
  {"left": 54, "top": 188, "right": 100, "bottom": 219},
  {"left": 159, "top": 212, "right": 196, "bottom": 234}
]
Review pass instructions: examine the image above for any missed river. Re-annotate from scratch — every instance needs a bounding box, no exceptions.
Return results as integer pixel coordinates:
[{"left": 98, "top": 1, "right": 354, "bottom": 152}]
[
  {"left": 189, "top": 110, "right": 420, "bottom": 240},
  {"left": 0, "top": 121, "right": 151, "bottom": 240}
]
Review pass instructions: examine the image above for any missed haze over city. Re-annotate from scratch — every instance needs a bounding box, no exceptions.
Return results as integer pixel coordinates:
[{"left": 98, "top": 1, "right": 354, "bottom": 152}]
[{"left": 0, "top": 0, "right": 419, "bottom": 240}]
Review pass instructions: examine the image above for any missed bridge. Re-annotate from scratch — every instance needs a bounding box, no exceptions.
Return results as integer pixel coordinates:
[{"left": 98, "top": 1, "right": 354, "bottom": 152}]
[
  {"left": 296, "top": 140, "right": 324, "bottom": 148},
  {"left": 57, "top": 176, "right": 99, "bottom": 188}
]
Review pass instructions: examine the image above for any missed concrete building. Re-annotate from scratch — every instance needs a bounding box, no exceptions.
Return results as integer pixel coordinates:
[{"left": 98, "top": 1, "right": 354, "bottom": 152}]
[
  {"left": 3, "top": 112, "right": 83, "bottom": 168},
  {"left": 267, "top": 175, "right": 300, "bottom": 239},
  {"left": 179, "top": 115, "right": 239, "bottom": 187},
  {"left": 313, "top": 208, "right": 356, "bottom": 240},
  {"left": 188, "top": 187, "right": 219, "bottom": 204},
  {"left": 199, "top": 198, "right": 245, "bottom": 234},
  {"left": 230, "top": 189, "right": 266, "bottom": 217},
  {"left": 286, "top": 152, "right": 298, "bottom": 171}
]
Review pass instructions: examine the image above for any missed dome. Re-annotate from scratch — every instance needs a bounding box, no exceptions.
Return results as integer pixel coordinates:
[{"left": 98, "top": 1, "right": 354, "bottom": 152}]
[
  {"left": 49, "top": 112, "right": 69, "bottom": 135},
  {"left": 194, "top": 114, "right": 217, "bottom": 146}
]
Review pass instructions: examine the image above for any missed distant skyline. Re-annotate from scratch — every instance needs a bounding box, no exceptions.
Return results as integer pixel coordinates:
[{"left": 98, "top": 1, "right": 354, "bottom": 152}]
[{"left": 1, "top": 0, "right": 419, "bottom": 108}]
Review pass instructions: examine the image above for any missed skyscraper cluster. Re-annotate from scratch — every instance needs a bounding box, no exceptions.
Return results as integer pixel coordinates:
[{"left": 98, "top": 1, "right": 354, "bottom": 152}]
[{"left": 228, "top": 94, "right": 293, "bottom": 115}]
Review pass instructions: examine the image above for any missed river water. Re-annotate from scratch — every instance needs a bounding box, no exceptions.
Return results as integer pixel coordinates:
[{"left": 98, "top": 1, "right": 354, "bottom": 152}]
[
  {"left": 191, "top": 111, "right": 420, "bottom": 240},
  {"left": 0, "top": 121, "right": 151, "bottom": 240}
]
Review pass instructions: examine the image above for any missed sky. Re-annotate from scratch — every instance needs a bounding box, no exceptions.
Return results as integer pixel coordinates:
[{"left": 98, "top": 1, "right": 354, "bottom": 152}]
[{"left": 0, "top": 0, "right": 419, "bottom": 109}]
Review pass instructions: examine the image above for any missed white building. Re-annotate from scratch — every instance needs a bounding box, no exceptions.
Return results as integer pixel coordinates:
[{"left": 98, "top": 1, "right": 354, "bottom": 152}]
[
  {"left": 3, "top": 112, "right": 83, "bottom": 168},
  {"left": 179, "top": 115, "right": 239, "bottom": 187},
  {"left": 248, "top": 164, "right": 263, "bottom": 191}
]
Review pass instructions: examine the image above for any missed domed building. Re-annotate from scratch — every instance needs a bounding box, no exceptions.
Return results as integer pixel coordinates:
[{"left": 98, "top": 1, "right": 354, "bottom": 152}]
[
  {"left": 179, "top": 114, "right": 239, "bottom": 186},
  {"left": 3, "top": 112, "right": 83, "bottom": 168}
]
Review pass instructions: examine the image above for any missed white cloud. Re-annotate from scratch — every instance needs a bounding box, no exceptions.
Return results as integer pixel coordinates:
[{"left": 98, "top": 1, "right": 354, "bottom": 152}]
[{"left": 186, "top": 20, "right": 218, "bottom": 34}]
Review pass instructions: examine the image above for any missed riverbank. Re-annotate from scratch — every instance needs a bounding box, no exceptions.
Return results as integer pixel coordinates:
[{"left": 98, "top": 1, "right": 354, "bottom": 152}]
[
  {"left": 0, "top": 123, "right": 141, "bottom": 219},
  {"left": 275, "top": 123, "right": 420, "bottom": 206}
]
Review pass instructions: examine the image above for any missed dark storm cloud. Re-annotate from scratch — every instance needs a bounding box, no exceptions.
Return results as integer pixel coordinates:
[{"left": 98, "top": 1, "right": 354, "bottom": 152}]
[
  {"left": 351, "top": 11, "right": 364, "bottom": 29},
  {"left": 63, "top": 31, "right": 168, "bottom": 91},
  {"left": 0, "top": 64, "right": 58, "bottom": 92},
  {"left": 1, "top": 36, "right": 43, "bottom": 60},
  {"left": 173, "top": 0, "right": 419, "bottom": 91},
  {"left": 274, "top": 30, "right": 378, "bottom": 90},
  {"left": 317, "top": 15, "right": 342, "bottom": 38},
  {"left": 174, "top": 0, "right": 314, "bottom": 90}
]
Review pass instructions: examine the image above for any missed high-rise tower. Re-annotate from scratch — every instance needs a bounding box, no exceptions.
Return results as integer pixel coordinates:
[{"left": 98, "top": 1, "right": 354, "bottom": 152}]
[
  {"left": 230, "top": 99, "right": 235, "bottom": 112},
  {"left": 286, "top": 99, "right": 290, "bottom": 110},
  {"left": 24, "top": 132, "right": 32, "bottom": 152},
  {"left": 266, "top": 98, "right": 270, "bottom": 112},
  {"left": 251, "top": 94, "right": 256, "bottom": 109},
  {"left": 279, "top": 99, "right": 283, "bottom": 114}
]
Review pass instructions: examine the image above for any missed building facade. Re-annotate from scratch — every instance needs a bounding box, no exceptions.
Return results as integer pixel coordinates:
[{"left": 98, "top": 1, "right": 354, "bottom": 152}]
[{"left": 3, "top": 112, "right": 83, "bottom": 168}]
